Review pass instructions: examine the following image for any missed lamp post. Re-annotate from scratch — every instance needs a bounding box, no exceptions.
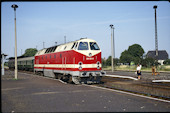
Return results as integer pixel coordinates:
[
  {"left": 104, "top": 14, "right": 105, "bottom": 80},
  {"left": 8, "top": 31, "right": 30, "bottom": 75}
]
[
  {"left": 11, "top": 4, "right": 18, "bottom": 79},
  {"left": 64, "top": 36, "right": 66, "bottom": 44},
  {"left": 43, "top": 42, "right": 45, "bottom": 49},
  {"left": 110, "top": 24, "right": 115, "bottom": 72},
  {"left": 55, "top": 42, "right": 57, "bottom": 45}
]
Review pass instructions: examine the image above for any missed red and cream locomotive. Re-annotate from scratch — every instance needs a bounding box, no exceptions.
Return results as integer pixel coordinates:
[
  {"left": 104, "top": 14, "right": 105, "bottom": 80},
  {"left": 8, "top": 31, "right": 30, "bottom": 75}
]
[{"left": 34, "top": 38, "right": 105, "bottom": 84}]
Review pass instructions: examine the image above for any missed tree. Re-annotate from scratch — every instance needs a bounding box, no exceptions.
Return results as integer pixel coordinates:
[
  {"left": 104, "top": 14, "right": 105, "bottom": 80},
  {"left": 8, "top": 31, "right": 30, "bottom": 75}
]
[
  {"left": 141, "top": 57, "right": 155, "bottom": 67},
  {"left": 128, "top": 44, "right": 144, "bottom": 58},
  {"left": 22, "top": 48, "right": 38, "bottom": 57},
  {"left": 120, "top": 50, "right": 133, "bottom": 64},
  {"left": 114, "top": 58, "right": 120, "bottom": 66},
  {"left": 105, "top": 56, "right": 120, "bottom": 66},
  {"left": 163, "top": 59, "right": 170, "bottom": 65},
  {"left": 102, "top": 58, "right": 107, "bottom": 67},
  {"left": 106, "top": 56, "right": 111, "bottom": 66},
  {"left": 120, "top": 44, "right": 145, "bottom": 65}
]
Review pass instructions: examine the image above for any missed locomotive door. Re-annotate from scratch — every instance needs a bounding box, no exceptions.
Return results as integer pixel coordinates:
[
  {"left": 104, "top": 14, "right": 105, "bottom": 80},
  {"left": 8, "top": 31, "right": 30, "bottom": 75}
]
[
  {"left": 36, "top": 57, "right": 39, "bottom": 64},
  {"left": 73, "top": 57, "right": 75, "bottom": 68},
  {"left": 62, "top": 57, "right": 66, "bottom": 70}
]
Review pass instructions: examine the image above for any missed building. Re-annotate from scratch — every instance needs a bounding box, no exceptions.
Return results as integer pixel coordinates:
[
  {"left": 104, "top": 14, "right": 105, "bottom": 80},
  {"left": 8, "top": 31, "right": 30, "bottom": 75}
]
[{"left": 146, "top": 50, "right": 169, "bottom": 65}]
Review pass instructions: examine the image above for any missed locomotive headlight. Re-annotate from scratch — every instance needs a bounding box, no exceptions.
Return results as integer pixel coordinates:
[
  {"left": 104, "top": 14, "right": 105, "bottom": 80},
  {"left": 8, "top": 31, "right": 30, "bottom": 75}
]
[
  {"left": 89, "top": 53, "right": 92, "bottom": 57},
  {"left": 78, "top": 62, "right": 83, "bottom": 70},
  {"left": 97, "top": 61, "right": 100, "bottom": 69}
]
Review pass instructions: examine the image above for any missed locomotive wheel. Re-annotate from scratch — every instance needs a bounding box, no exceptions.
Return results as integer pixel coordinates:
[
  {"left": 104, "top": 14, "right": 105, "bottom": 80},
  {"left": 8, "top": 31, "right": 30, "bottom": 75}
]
[
  {"left": 54, "top": 74, "right": 58, "bottom": 79},
  {"left": 72, "top": 77, "right": 80, "bottom": 84},
  {"left": 40, "top": 72, "right": 44, "bottom": 76},
  {"left": 68, "top": 76, "right": 73, "bottom": 84},
  {"left": 35, "top": 71, "right": 38, "bottom": 75},
  {"left": 63, "top": 75, "right": 69, "bottom": 82},
  {"left": 58, "top": 74, "right": 63, "bottom": 80}
]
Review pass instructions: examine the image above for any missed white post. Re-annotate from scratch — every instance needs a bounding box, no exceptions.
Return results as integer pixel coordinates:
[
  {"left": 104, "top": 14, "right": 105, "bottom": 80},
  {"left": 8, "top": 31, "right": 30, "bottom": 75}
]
[
  {"left": 2, "top": 55, "right": 5, "bottom": 75},
  {"left": 12, "top": 4, "right": 18, "bottom": 79},
  {"left": 110, "top": 24, "right": 114, "bottom": 72},
  {"left": 1, "top": 54, "right": 7, "bottom": 75},
  {"left": 14, "top": 8, "right": 18, "bottom": 79}
]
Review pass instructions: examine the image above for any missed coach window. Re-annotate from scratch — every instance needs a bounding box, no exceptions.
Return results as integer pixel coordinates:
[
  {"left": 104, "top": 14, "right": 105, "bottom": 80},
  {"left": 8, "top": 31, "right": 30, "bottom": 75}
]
[{"left": 78, "top": 42, "right": 89, "bottom": 50}]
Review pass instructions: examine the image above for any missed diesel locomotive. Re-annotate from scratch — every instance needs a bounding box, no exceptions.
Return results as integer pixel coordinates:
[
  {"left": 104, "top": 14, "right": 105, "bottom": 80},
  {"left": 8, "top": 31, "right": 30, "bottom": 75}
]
[{"left": 8, "top": 38, "right": 106, "bottom": 84}]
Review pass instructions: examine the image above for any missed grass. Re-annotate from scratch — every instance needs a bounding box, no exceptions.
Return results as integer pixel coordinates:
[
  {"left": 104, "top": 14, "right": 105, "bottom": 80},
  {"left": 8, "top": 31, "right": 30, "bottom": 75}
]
[{"left": 13, "top": 78, "right": 18, "bottom": 80}]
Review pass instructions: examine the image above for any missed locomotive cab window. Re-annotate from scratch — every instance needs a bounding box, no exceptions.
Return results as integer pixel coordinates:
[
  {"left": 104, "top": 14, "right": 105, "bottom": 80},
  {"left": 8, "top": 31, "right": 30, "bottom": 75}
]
[
  {"left": 78, "top": 42, "right": 89, "bottom": 50},
  {"left": 90, "top": 42, "right": 100, "bottom": 50},
  {"left": 74, "top": 42, "right": 78, "bottom": 50}
]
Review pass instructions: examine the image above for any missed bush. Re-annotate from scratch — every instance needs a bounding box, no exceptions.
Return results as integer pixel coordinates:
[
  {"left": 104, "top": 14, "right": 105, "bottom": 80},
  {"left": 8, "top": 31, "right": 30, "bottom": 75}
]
[{"left": 163, "top": 59, "right": 170, "bottom": 65}]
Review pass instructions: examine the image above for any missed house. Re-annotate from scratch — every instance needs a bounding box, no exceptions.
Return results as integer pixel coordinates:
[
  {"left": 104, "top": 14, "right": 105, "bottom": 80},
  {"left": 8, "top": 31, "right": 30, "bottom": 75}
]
[{"left": 146, "top": 50, "right": 169, "bottom": 65}]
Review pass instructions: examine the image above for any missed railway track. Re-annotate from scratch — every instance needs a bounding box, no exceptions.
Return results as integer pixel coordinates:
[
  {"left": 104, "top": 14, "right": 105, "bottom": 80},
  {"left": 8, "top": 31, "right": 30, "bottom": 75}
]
[
  {"left": 95, "top": 76, "right": 170, "bottom": 100},
  {"left": 101, "top": 76, "right": 170, "bottom": 89}
]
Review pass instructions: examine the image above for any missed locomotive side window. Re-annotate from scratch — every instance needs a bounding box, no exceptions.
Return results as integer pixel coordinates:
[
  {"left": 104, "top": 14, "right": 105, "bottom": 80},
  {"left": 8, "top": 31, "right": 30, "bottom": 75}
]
[
  {"left": 64, "top": 46, "right": 67, "bottom": 50},
  {"left": 78, "top": 42, "right": 89, "bottom": 50},
  {"left": 90, "top": 42, "right": 100, "bottom": 50},
  {"left": 45, "top": 46, "right": 57, "bottom": 54},
  {"left": 71, "top": 42, "right": 76, "bottom": 49}
]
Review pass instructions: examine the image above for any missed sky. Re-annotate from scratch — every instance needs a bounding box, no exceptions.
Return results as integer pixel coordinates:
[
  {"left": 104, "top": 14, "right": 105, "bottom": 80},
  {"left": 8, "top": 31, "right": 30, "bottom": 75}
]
[{"left": 1, "top": 1, "right": 170, "bottom": 59}]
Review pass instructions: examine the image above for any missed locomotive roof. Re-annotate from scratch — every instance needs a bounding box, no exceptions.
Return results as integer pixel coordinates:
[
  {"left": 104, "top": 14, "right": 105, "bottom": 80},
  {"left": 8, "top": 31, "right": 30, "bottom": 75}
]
[
  {"left": 47, "top": 38, "right": 95, "bottom": 48},
  {"left": 35, "top": 38, "right": 96, "bottom": 56}
]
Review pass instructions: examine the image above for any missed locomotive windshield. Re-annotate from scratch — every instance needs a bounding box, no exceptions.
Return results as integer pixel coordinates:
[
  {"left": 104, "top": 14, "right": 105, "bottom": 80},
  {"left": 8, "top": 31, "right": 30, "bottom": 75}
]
[
  {"left": 78, "top": 42, "right": 89, "bottom": 50},
  {"left": 90, "top": 42, "right": 100, "bottom": 50}
]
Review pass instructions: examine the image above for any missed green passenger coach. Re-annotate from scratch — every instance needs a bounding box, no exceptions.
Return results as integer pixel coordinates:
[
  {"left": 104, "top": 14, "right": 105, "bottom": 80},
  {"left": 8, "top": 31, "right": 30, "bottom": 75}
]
[{"left": 8, "top": 56, "right": 34, "bottom": 71}]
